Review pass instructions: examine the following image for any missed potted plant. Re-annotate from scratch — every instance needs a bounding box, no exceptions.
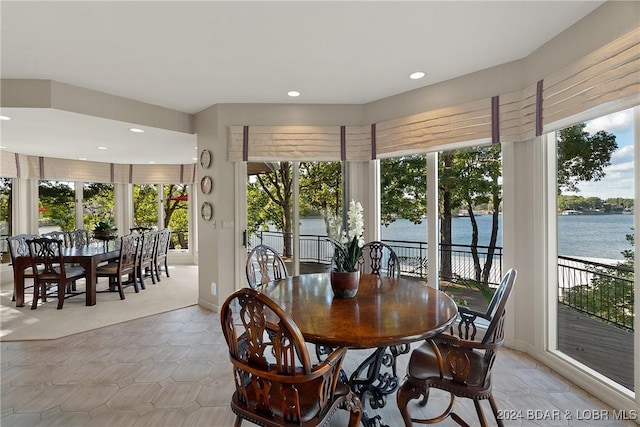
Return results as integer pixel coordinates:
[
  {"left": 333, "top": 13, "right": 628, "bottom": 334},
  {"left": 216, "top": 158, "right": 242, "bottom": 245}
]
[
  {"left": 329, "top": 200, "right": 365, "bottom": 298},
  {"left": 93, "top": 220, "right": 118, "bottom": 240}
]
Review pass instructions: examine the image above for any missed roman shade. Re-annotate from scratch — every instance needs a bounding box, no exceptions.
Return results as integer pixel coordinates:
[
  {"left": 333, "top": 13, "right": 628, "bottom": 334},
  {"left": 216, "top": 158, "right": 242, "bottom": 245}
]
[
  {"left": 0, "top": 151, "right": 196, "bottom": 184},
  {"left": 228, "top": 28, "right": 639, "bottom": 162},
  {"left": 542, "top": 28, "right": 640, "bottom": 133}
]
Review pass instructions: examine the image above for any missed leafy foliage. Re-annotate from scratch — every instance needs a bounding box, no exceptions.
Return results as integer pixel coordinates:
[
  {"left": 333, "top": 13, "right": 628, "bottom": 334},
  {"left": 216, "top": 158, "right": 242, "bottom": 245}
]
[
  {"left": 380, "top": 155, "right": 427, "bottom": 226},
  {"left": 133, "top": 184, "right": 159, "bottom": 228},
  {"left": 83, "top": 183, "right": 115, "bottom": 231},
  {"left": 557, "top": 123, "right": 617, "bottom": 193},
  {"left": 39, "top": 181, "right": 76, "bottom": 230},
  {"left": 557, "top": 195, "right": 633, "bottom": 213},
  {"left": 564, "top": 229, "right": 634, "bottom": 330}
]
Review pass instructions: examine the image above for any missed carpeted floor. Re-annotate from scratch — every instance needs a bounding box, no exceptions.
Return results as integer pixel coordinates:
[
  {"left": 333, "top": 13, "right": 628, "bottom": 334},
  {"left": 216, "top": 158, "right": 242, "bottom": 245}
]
[{"left": 0, "top": 265, "right": 199, "bottom": 341}]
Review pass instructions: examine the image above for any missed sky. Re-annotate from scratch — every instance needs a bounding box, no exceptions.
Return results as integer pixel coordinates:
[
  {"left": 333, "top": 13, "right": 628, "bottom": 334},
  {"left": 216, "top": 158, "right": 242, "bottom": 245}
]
[{"left": 565, "top": 108, "right": 635, "bottom": 200}]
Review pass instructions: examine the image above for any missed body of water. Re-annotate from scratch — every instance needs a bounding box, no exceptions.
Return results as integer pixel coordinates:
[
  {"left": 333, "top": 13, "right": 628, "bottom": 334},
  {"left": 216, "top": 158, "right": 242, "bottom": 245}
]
[{"left": 299, "top": 214, "right": 635, "bottom": 261}]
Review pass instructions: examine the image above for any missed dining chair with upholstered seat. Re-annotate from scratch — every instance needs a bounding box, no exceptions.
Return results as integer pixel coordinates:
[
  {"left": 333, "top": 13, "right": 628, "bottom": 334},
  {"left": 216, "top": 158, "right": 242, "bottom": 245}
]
[
  {"left": 358, "top": 241, "right": 401, "bottom": 278},
  {"left": 96, "top": 233, "right": 140, "bottom": 297},
  {"left": 245, "top": 244, "right": 288, "bottom": 288},
  {"left": 396, "top": 268, "right": 517, "bottom": 427},
  {"left": 220, "top": 287, "right": 363, "bottom": 427},
  {"left": 26, "top": 237, "right": 86, "bottom": 309},
  {"left": 68, "top": 229, "right": 90, "bottom": 248},
  {"left": 135, "top": 230, "right": 158, "bottom": 288},
  {"left": 153, "top": 228, "right": 171, "bottom": 281},
  {"left": 6, "top": 234, "right": 40, "bottom": 302},
  {"left": 41, "top": 230, "right": 70, "bottom": 247}
]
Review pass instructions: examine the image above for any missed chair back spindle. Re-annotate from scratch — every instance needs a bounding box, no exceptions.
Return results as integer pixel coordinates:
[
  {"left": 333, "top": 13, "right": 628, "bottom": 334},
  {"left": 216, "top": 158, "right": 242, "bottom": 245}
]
[{"left": 245, "top": 244, "right": 288, "bottom": 288}]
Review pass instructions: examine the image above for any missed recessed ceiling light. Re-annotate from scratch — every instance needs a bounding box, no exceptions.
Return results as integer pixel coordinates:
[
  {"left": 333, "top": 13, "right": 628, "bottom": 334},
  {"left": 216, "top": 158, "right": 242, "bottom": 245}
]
[
  {"left": 0, "top": 116, "right": 12, "bottom": 121},
  {"left": 287, "top": 91, "right": 301, "bottom": 97},
  {"left": 78, "top": 157, "right": 87, "bottom": 161},
  {"left": 148, "top": 161, "right": 156, "bottom": 164},
  {"left": 409, "top": 71, "right": 426, "bottom": 80},
  {"left": 97, "top": 146, "right": 108, "bottom": 150},
  {"left": 129, "top": 128, "right": 144, "bottom": 133},
  {"left": 192, "top": 157, "right": 197, "bottom": 161},
  {"left": 0, "top": 146, "right": 7, "bottom": 149}
]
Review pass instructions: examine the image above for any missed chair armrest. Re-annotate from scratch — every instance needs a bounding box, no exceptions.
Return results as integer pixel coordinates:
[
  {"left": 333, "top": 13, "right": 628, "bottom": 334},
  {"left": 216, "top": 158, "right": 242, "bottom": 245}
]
[{"left": 458, "top": 306, "right": 490, "bottom": 321}]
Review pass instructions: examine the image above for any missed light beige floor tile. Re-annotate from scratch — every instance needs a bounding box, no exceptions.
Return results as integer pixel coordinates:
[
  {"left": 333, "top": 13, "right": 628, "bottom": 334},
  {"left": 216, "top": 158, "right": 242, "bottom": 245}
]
[
  {"left": 151, "top": 382, "right": 203, "bottom": 408},
  {"left": 2, "top": 266, "right": 636, "bottom": 427},
  {"left": 105, "top": 382, "right": 162, "bottom": 410}
]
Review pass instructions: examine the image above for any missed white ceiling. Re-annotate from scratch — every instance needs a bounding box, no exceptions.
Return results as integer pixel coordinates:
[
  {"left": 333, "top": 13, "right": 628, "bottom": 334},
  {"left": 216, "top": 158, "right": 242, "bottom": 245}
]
[{"left": 0, "top": 1, "right": 604, "bottom": 165}]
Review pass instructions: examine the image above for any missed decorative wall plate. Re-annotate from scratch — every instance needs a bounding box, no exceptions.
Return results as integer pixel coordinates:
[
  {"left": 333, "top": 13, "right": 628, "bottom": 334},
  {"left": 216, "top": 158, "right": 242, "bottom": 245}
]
[
  {"left": 201, "top": 202, "right": 213, "bottom": 220},
  {"left": 199, "top": 149, "right": 212, "bottom": 168},
  {"left": 200, "top": 175, "right": 213, "bottom": 194}
]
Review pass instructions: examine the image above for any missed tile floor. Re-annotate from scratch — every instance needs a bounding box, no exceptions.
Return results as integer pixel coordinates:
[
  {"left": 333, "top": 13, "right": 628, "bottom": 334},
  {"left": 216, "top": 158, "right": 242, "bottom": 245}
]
[{"left": 1, "top": 305, "right": 636, "bottom": 427}]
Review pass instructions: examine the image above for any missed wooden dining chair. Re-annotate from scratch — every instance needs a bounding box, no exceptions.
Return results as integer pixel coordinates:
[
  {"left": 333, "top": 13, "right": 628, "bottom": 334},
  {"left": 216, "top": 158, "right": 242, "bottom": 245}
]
[
  {"left": 96, "top": 234, "right": 140, "bottom": 298},
  {"left": 221, "top": 287, "right": 363, "bottom": 427},
  {"left": 41, "top": 230, "right": 70, "bottom": 247},
  {"left": 153, "top": 229, "right": 171, "bottom": 281},
  {"left": 359, "top": 241, "right": 401, "bottom": 278},
  {"left": 135, "top": 230, "right": 158, "bottom": 288},
  {"left": 68, "top": 229, "right": 90, "bottom": 248},
  {"left": 245, "top": 244, "right": 288, "bottom": 288},
  {"left": 6, "top": 234, "right": 40, "bottom": 302},
  {"left": 396, "top": 268, "right": 517, "bottom": 427},
  {"left": 26, "top": 237, "right": 86, "bottom": 309}
]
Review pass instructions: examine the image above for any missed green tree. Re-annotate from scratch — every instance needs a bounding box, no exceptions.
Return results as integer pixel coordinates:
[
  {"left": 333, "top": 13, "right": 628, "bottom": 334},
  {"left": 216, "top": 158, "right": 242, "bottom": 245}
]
[
  {"left": 163, "top": 184, "right": 189, "bottom": 230},
  {"left": 250, "top": 162, "right": 293, "bottom": 256},
  {"left": 565, "top": 229, "right": 634, "bottom": 330},
  {"left": 557, "top": 123, "right": 617, "bottom": 194},
  {"left": 299, "top": 161, "right": 342, "bottom": 234},
  {"left": 39, "top": 181, "right": 75, "bottom": 231},
  {"left": 83, "top": 183, "right": 115, "bottom": 231},
  {"left": 133, "top": 184, "right": 158, "bottom": 228},
  {"left": 439, "top": 145, "right": 502, "bottom": 283},
  {"left": 380, "top": 155, "right": 427, "bottom": 226}
]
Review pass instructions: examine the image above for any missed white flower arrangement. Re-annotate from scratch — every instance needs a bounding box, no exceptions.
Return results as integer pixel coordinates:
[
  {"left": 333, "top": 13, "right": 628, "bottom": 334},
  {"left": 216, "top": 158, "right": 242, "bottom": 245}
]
[{"left": 330, "top": 200, "right": 365, "bottom": 272}]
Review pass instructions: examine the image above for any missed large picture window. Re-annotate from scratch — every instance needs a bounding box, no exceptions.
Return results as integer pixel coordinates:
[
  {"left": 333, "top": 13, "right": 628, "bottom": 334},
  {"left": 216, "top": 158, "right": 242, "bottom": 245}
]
[{"left": 554, "top": 108, "right": 636, "bottom": 392}]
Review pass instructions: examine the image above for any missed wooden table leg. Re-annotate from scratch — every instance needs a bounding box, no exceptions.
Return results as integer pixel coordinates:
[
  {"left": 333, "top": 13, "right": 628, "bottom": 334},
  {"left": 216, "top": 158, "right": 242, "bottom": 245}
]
[{"left": 78, "top": 258, "right": 97, "bottom": 306}]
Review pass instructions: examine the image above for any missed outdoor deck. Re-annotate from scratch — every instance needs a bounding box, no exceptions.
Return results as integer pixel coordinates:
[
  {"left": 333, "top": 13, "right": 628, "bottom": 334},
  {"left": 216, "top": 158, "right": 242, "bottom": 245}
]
[{"left": 558, "top": 304, "right": 634, "bottom": 391}]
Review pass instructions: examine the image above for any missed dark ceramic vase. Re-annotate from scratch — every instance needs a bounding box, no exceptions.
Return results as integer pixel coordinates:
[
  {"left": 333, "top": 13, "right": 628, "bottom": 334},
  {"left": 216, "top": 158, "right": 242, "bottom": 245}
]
[{"left": 330, "top": 270, "right": 360, "bottom": 298}]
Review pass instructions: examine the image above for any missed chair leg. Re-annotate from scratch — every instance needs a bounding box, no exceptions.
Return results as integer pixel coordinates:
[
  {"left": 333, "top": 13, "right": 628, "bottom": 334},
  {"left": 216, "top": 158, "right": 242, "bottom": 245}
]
[
  {"left": 130, "top": 272, "right": 139, "bottom": 293},
  {"left": 149, "top": 265, "right": 156, "bottom": 284},
  {"left": 164, "top": 259, "right": 170, "bottom": 277},
  {"left": 153, "top": 260, "right": 161, "bottom": 282},
  {"left": 116, "top": 276, "right": 125, "bottom": 300},
  {"left": 138, "top": 266, "right": 146, "bottom": 289},
  {"left": 473, "top": 399, "right": 489, "bottom": 427},
  {"left": 233, "top": 416, "right": 242, "bottom": 427},
  {"left": 488, "top": 394, "right": 505, "bottom": 427},
  {"left": 396, "top": 379, "right": 425, "bottom": 427},
  {"left": 344, "top": 393, "right": 363, "bottom": 427},
  {"left": 31, "top": 283, "right": 40, "bottom": 310},
  {"left": 57, "top": 282, "right": 65, "bottom": 309}
]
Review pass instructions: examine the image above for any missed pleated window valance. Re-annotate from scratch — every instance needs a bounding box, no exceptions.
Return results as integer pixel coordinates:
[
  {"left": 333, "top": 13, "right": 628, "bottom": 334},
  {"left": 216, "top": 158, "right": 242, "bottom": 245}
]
[
  {"left": 542, "top": 28, "right": 640, "bottom": 133},
  {"left": 228, "top": 28, "right": 639, "bottom": 162},
  {"left": 0, "top": 151, "right": 196, "bottom": 184}
]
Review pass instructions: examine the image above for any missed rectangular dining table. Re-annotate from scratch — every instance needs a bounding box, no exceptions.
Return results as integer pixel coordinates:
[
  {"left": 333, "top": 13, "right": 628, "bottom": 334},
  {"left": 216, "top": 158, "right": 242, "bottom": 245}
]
[
  {"left": 259, "top": 272, "right": 458, "bottom": 427},
  {"left": 12, "top": 245, "right": 120, "bottom": 307}
]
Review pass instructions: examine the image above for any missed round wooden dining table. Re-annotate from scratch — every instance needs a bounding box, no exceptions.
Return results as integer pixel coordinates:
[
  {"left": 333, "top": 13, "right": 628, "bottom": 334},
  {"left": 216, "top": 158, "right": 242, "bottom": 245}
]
[
  {"left": 259, "top": 272, "right": 459, "bottom": 349},
  {"left": 259, "top": 272, "right": 458, "bottom": 426}
]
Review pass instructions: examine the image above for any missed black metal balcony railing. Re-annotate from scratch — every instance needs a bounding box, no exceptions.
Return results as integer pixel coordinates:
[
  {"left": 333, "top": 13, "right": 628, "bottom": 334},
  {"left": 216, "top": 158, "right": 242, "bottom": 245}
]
[
  {"left": 249, "top": 231, "right": 504, "bottom": 285},
  {"left": 558, "top": 255, "right": 634, "bottom": 331},
  {"left": 250, "top": 231, "right": 635, "bottom": 332}
]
